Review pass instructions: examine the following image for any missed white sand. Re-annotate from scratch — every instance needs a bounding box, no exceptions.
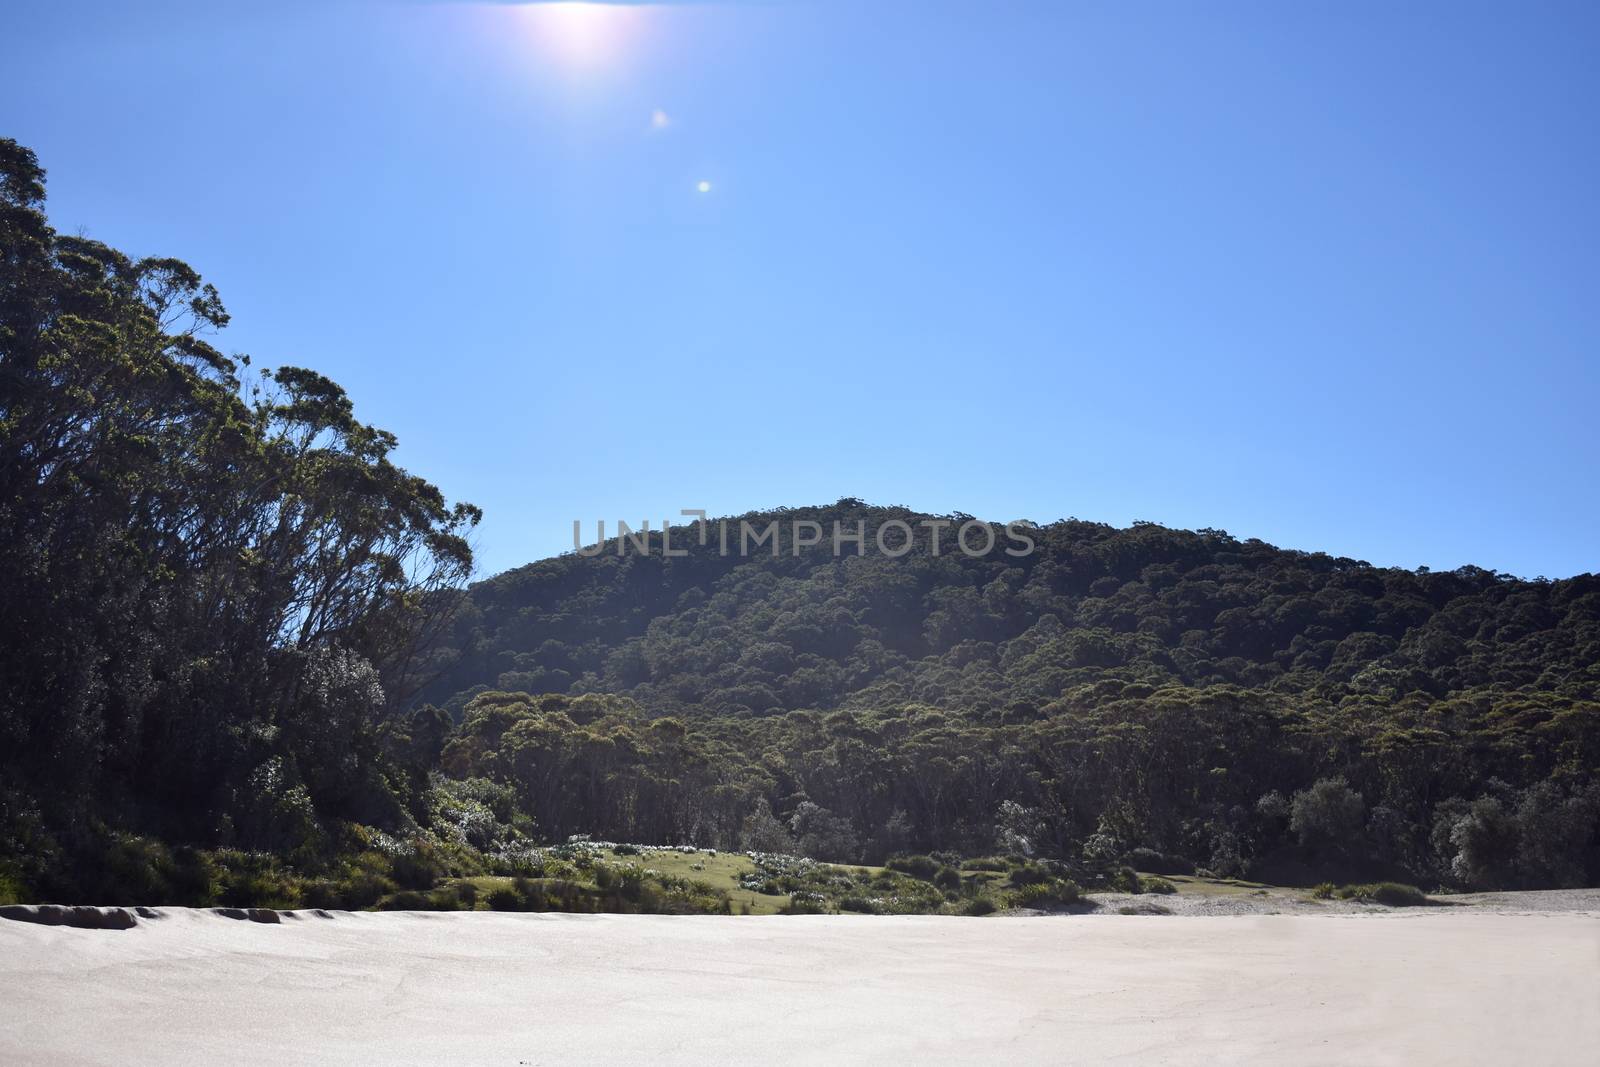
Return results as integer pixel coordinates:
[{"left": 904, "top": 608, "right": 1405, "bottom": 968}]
[{"left": 3, "top": 910, "right": 1596, "bottom": 1065}]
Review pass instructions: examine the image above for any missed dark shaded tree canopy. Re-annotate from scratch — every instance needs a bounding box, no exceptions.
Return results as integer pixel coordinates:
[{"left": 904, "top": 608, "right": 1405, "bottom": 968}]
[
  {"left": 0, "top": 138, "right": 478, "bottom": 872},
  {"left": 424, "top": 500, "right": 1600, "bottom": 716}
]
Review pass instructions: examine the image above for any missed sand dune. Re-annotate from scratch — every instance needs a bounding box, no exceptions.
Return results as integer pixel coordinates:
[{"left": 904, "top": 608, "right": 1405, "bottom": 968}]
[{"left": 3, "top": 910, "right": 1596, "bottom": 1065}]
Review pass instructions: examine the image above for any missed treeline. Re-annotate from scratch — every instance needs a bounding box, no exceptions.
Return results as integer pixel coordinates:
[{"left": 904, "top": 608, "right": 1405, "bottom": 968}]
[
  {"left": 0, "top": 139, "right": 477, "bottom": 898},
  {"left": 420, "top": 500, "right": 1600, "bottom": 889},
  {"left": 440, "top": 685, "right": 1599, "bottom": 890}
]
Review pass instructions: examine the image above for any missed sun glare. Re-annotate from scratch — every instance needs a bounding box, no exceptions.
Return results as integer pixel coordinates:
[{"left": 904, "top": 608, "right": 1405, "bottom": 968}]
[{"left": 520, "top": 2, "right": 639, "bottom": 71}]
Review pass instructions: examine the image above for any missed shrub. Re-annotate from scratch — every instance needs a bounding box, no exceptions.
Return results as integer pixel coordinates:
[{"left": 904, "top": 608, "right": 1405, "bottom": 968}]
[
  {"left": 165, "top": 848, "right": 221, "bottom": 906},
  {"left": 615, "top": 866, "right": 644, "bottom": 901},
  {"left": 299, "top": 880, "right": 341, "bottom": 909},
  {"left": 1336, "top": 882, "right": 1427, "bottom": 907},
  {"left": 88, "top": 837, "right": 224, "bottom": 906},
  {"left": 1291, "top": 778, "right": 1366, "bottom": 852},
  {"left": 962, "top": 897, "right": 998, "bottom": 916},
  {"left": 331, "top": 853, "right": 397, "bottom": 909},
  {"left": 1007, "top": 862, "right": 1053, "bottom": 887},
  {"left": 1011, "top": 879, "right": 1081, "bottom": 909},
  {"left": 213, "top": 851, "right": 302, "bottom": 910},
  {"left": 486, "top": 887, "right": 522, "bottom": 911},
  {"left": 1437, "top": 797, "right": 1519, "bottom": 889},
  {"left": 1126, "top": 848, "right": 1195, "bottom": 876},
  {"left": 455, "top": 881, "right": 478, "bottom": 908},
  {"left": 1143, "top": 877, "right": 1177, "bottom": 895},
  {"left": 886, "top": 854, "right": 940, "bottom": 881},
  {"left": 0, "top": 867, "right": 22, "bottom": 906},
  {"left": 1108, "top": 866, "right": 1141, "bottom": 894},
  {"left": 427, "top": 888, "right": 463, "bottom": 911},
  {"left": 1311, "top": 882, "right": 1336, "bottom": 900},
  {"left": 782, "top": 892, "right": 828, "bottom": 914},
  {"left": 1117, "top": 902, "right": 1172, "bottom": 915},
  {"left": 99, "top": 836, "right": 172, "bottom": 903},
  {"left": 961, "top": 857, "right": 1009, "bottom": 872},
  {"left": 613, "top": 844, "right": 641, "bottom": 856},
  {"left": 389, "top": 842, "right": 447, "bottom": 891},
  {"left": 380, "top": 890, "right": 432, "bottom": 911}
]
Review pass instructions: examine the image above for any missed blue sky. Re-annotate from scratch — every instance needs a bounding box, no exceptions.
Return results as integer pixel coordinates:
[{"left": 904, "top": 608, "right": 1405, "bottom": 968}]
[{"left": 4, "top": 1, "right": 1597, "bottom": 578}]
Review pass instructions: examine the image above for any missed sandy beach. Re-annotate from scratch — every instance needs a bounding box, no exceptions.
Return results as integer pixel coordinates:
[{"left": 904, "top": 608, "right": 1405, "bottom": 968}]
[{"left": 3, "top": 909, "right": 1596, "bottom": 1065}]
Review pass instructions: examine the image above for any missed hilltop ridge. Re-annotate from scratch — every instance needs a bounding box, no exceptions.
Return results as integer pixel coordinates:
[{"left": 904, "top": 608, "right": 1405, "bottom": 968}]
[{"left": 421, "top": 499, "right": 1600, "bottom": 718}]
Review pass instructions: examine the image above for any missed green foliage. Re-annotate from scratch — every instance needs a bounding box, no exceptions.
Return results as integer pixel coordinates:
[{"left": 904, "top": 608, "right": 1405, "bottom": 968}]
[
  {"left": 885, "top": 854, "right": 940, "bottom": 880},
  {"left": 0, "top": 139, "right": 476, "bottom": 897},
  {"left": 1010, "top": 879, "right": 1082, "bottom": 909},
  {"left": 1107, "top": 866, "right": 1142, "bottom": 894},
  {"left": 388, "top": 841, "right": 448, "bottom": 891},
  {"left": 781, "top": 892, "right": 828, "bottom": 914},
  {"left": 318, "top": 852, "right": 398, "bottom": 909},
  {"left": 1143, "top": 877, "right": 1177, "bottom": 895},
  {"left": 1291, "top": 778, "right": 1367, "bottom": 854},
  {"left": 379, "top": 890, "right": 434, "bottom": 911},
  {"left": 1126, "top": 848, "right": 1195, "bottom": 876},
  {"left": 0, "top": 868, "right": 22, "bottom": 906},
  {"left": 1007, "top": 862, "right": 1056, "bottom": 887},
  {"left": 419, "top": 501, "right": 1600, "bottom": 891},
  {"left": 425, "top": 501, "right": 1600, "bottom": 724},
  {"left": 485, "top": 887, "right": 521, "bottom": 911},
  {"left": 1335, "top": 882, "right": 1428, "bottom": 907},
  {"left": 1312, "top": 882, "right": 1337, "bottom": 899},
  {"left": 213, "top": 852, "right": 303, "bottom": 910}
]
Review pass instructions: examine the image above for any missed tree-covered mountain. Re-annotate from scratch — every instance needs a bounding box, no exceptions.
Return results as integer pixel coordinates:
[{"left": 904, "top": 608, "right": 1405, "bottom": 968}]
[
  {"left": 421, "top": 503, "right": 1600, "bottom": 889},
  {"left": 426, "top": 500, "right": 1600, "bottom": 716},
  {"left": 2, "top": 135, "right": 1595, "bottom": 908}
]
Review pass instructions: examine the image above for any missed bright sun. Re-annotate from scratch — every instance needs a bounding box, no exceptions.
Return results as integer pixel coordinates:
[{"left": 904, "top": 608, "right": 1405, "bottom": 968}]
[{"left": 521, "top": 2, "right": 638, "bottom": 70}]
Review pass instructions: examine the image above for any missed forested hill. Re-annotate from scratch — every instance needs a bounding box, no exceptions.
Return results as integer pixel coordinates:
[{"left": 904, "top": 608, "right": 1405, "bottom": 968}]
[
  {"left": 3, "top": 133, "right": 1596, "bottom": 902},
  {"left": 422, "top": 500, "right": 1600, "bottom": 718}
]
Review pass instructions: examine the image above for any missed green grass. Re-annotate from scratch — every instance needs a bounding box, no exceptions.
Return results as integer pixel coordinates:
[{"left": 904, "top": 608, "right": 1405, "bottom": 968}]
[
  {"left": 1141, "top": 872, "right": 1276, "bottom": 897},
  {"left": 420, "top": 846, "right": 1016, "bottom": 916},
  {"left": 603, "top": 848, "right": 791, "bottom": 915},
  {"left": 439, "top": 849, "right": 793, "bottom": 914},
  {"left": 1131, "top": 870, "right": 1432, "bottom": 908}
]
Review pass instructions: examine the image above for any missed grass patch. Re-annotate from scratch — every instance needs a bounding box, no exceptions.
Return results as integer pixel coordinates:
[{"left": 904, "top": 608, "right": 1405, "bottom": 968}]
[{"left": 1153, "top": 873, "right": 1276, "bottom": 897}]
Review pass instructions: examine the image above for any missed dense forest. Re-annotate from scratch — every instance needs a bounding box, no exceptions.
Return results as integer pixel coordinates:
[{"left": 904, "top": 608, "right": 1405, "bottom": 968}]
[
  {"left": 1, "top": 137, "right": 1596, "bottom": 909},
  {"left": 421, "top": 504, "right": 1600, "bottom": 889},
  {"left": 0, "top": 139, "right": 480, "bottom": 904}
]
